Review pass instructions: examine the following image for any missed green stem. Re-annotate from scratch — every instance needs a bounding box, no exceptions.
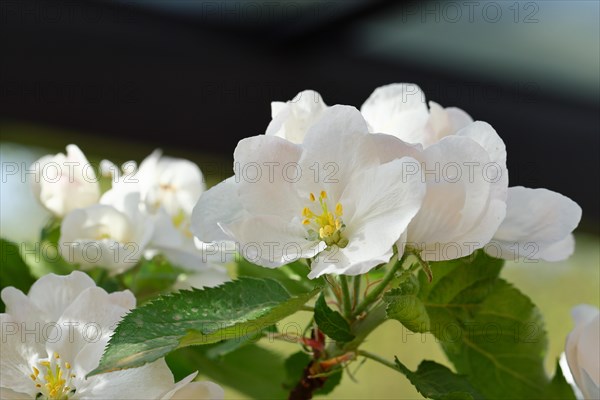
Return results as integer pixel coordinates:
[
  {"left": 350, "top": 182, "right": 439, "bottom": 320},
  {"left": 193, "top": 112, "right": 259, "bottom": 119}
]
[
  {"left": 352, "top": 254, "right": 406, "bottom": 317},
  {"left": 352, "top": 275, "right": 362, "bottom": 310},
  {"left": 357, "top": 350, "right": 398, "bottom": 372},
  {"left": 339, "top": 275, "right": 352, "bottom": 318},
  {"left": 299, "top": 305, "right": 315, "bottom": 312}
]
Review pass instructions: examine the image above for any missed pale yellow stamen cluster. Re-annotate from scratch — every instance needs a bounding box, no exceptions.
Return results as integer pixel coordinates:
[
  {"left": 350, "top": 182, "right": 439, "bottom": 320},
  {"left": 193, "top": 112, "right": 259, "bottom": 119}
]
[
  {"left": 30, "top": 352, "right": 76, "bottom": 400},
  {"left": 301, "top": 191, "right": 348, "bottom": 247}
]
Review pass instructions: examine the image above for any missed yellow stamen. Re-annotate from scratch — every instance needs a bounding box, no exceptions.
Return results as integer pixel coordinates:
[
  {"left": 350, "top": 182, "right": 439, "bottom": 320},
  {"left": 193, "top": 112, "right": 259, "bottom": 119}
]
[
  {"left": 33, "top": 353, "right": 76, "bottom": 400},
  {"left": 301, "top": 189, "right": 347, "bottom": 247}
]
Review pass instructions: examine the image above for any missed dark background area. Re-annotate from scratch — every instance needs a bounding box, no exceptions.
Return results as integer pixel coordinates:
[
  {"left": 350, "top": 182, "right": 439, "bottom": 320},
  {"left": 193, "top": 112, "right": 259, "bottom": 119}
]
[{"left": 1, "top": 0, "right": 599, "bottom": 232}]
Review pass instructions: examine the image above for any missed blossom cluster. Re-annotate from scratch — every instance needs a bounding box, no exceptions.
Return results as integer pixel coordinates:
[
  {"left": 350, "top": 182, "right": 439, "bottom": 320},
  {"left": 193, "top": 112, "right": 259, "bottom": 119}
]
[
  {"left": 31, "top": 144, "right": 230, "bottom": 286},
  {"left": 192, "top": 84, "right": 582, "bottom": 278}
]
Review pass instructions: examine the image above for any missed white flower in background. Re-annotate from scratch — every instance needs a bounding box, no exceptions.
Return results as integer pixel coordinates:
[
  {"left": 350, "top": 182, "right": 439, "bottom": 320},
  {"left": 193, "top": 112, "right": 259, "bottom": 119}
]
[
  {"left": 0, "top": 271, "right": 223, "bottom": 399},
  {"left": 137, "top": 150, "right": 205, "bottom": 220},
  {"left": 485, "top": 187, "right": 582, "bottom": 261},
  {"left": 59, "top": 193, "right": 153, "bottom": 274},
  {"left": 102, "top": 150, "right": 205, "bottom": 223},
  {"left": 31, "top": 145, "right": 100, "bottom": 218},
  {"left": 101, "top": 153, "right": 229, "bottom": 285},
  {"left": 265, "top": 90, "right": 328, "bottom": 144},
  {"left": 360, "top": 83, "right": 473, "bottom": 147},
  {"left": 192, "top": 105, "right": 426, "bottom": 278},
  {"left": 565, "top": 304, "right": 599, "bottom": 399}
]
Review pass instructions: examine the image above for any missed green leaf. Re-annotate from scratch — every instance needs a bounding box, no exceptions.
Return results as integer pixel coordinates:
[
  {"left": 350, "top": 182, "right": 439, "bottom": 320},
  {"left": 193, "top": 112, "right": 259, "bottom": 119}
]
[
  {"left": 0, "top": 239, "right": 37, "bottom": 312},
  {"left": 314, "top": 293, "right": 355, "bottom": 342},
  {"left": 203, "top": 325, "right": 278, "bottom": 359},
  {"left": 89, "top": 277, "right": 320, "bottom": 376},
  {"left": 387, "top": 251, "right": 562, "bottom": 398},
  {"left": 283, "top": 351, "right": 343, "bottom": 396},
  {"left": 236, "top": 258, "right": 315, "bottom": 295},
  {"left": 544, "top": 360, "right": 577, "bottom": 399},
  {"left": 384, "top": 274, "right": 430, "bottom": 333},
  {"left": 394, "top": 358, "right": 484, "bottom": 400},
  {"left": 167, "top": 344, "right": 288, "bottom": 399}
]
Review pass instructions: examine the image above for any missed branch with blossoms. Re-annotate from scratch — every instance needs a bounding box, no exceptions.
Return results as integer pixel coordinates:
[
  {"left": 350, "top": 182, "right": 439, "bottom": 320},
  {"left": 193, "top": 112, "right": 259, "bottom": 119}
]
[{"left": 1, "top": 83, "right": 596, "bottom": 400}]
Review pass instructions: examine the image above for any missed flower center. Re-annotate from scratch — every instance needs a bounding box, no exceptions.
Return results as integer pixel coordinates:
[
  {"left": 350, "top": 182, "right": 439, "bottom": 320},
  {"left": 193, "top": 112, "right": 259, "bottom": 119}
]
[
  {"left": 30, "top": 352, "right": 76, "bottom": 400},
  {"left": 302, "top": 191, "right": 348, "bottom": 248},
  {"left": 172, "top": 209, "right": 193, "bottom": 238}
]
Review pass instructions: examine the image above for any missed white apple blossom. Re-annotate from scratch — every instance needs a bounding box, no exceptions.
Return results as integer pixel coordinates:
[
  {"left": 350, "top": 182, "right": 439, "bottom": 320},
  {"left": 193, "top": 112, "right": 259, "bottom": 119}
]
[
  {"left": 192, "top": 105, "right": 426, "bottom": 278},
  {"left": 31, "top": 145, "right": 100, "bottom": 218},
  {"left": 485, "top": 187, "right": 582, "bottom": 261},
  {"left": 265, "top": 90, "right": 328, "bottom": 144},
  {"left": 59, "top": 193, "right": 153, "bottom": 274},
  {"left": 0, "top": 271, "right": 223, "bottom": 399},
  {"left": 565, "top": 304, "right": 599, "bottom": 399}
]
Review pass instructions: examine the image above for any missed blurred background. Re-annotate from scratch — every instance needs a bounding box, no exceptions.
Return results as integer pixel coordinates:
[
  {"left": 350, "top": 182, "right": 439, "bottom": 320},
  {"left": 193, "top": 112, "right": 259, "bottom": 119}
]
[{"left": 1, "top": 1, "right": 599, "bottom": 398}]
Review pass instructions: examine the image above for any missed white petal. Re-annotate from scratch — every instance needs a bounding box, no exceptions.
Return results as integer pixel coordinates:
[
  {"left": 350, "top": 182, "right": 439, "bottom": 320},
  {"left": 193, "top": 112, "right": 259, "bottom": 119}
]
[
  {"left": 445, "top": 107, "right": 474, "bottom": 134},
  {"left": 223, "top": 215, "right": 324, "bottom": 268},
  {"left": 144, "top": 156, "right": 205, "bottom": 216},
  {"left": 577, "top": 314, "right": 600, "bottom": 388},
  {"left": 33, "top": 145, "right": 100, "bottom": 217},
  {"left": 234, "top": 135, "right": 302, "bottom": 220},
  {"left": 265, "top": 90, "right": 328, "bottom": 144},
  {"left": 0, "top": 388, "right": 30, "bottom": 399},
  {"left": 60, "top": 204, "right": 150, "bottom": 273},
  {"left": 234, "top": 135, "right": 304, "bottom": 219},
  {"left": 566, "top": 305, "right": 600, "bottom": 399},
  {"left": 168, "top": 381, "right": 224, "bottom": 400},
  {"left": 77, "top": 357, "right": 175, "bottom": 399},
  {"left": 407, "top": 135, "right": 506, "bottom": 260},
  {"left": 0, "top": 314, "right": 42, "bottom": 397},
  {"left": 537, "top": 234, "right": 576, "bottom": 262},
  {"left": 360, "top": 83, "right": 429, "bottom": 144},
  {"left": 490, "top": 187, "right": 581, "bottom": 261},
  {"left": 24, "top": 271, "right": 96, "bottom": 322},
  {"left": 299, "top": 105, "right": 377, "bottom": 201},
  {"left": 161, "top": 372, "right": 225, "bottom": 400},
  {"left": 423, "top": 102, "right": 473, "bottom": 146},
  {"left": 47, "top": 286, "right": 133, "bottom": 363},
  {"left": 309, "top": 246, "right": 392, "bottom": 279},
  {"left": 191, "top": 177, "right": 244, "bottom": 243}
]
